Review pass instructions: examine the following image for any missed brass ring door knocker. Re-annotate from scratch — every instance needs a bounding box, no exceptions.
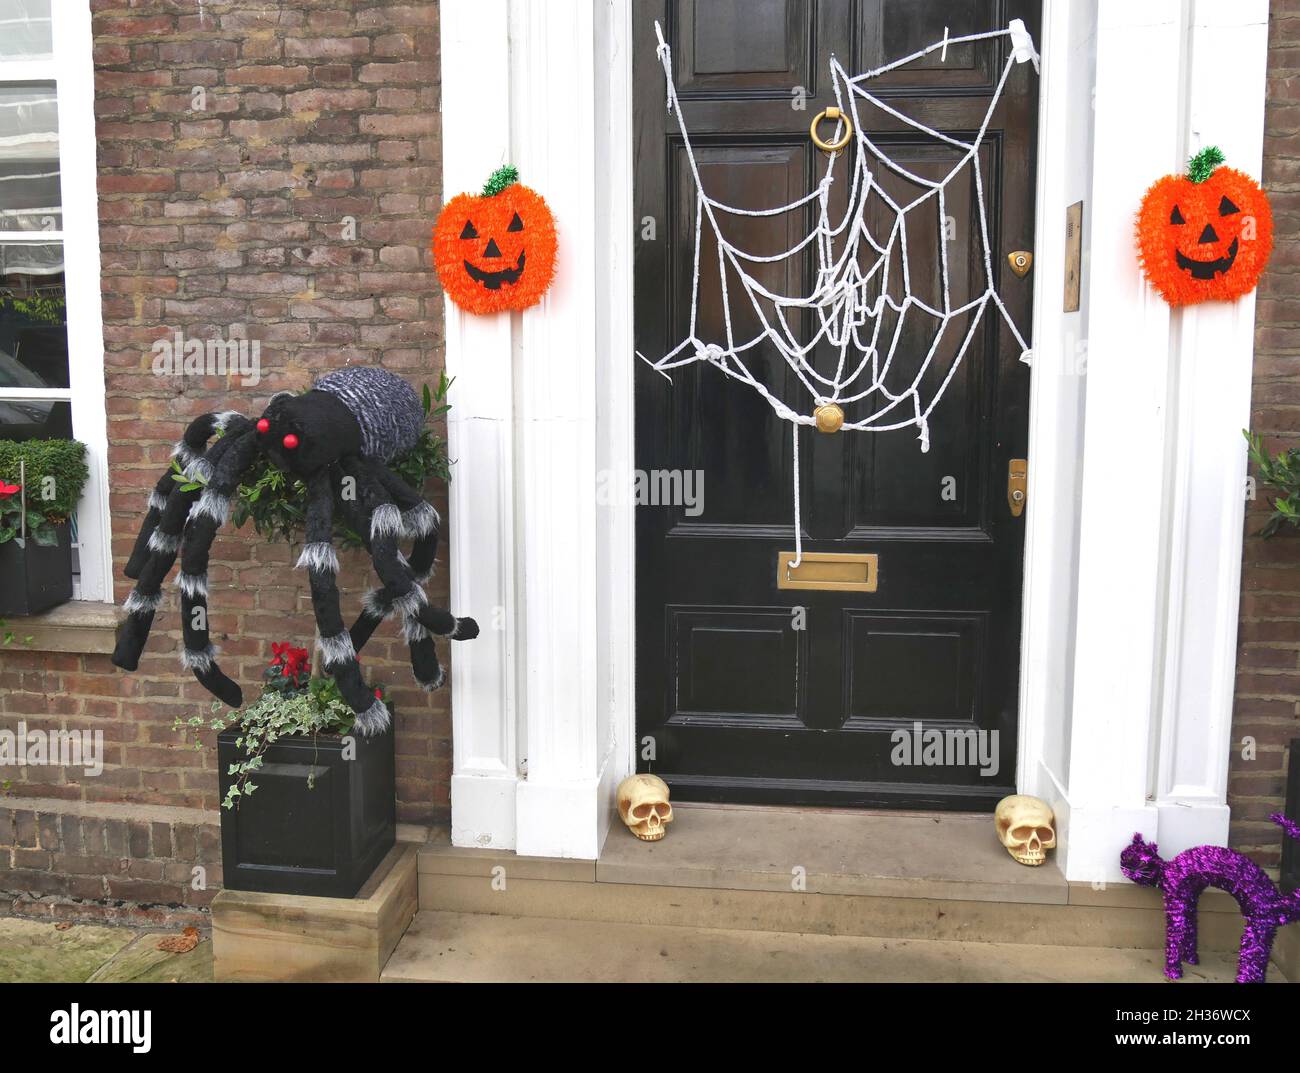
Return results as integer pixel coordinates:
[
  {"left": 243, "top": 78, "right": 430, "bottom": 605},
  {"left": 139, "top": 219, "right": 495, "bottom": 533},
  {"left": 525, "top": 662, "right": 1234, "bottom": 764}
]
[{"left": 810, "top": 107, "right": 853, "bottom": 154}]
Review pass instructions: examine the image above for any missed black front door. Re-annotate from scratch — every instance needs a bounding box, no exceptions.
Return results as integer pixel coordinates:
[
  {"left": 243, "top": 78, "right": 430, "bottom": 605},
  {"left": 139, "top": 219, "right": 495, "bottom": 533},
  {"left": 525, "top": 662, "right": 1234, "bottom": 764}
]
[{"left": 634, "top": 0, "right": 1040, "bottom": 810}]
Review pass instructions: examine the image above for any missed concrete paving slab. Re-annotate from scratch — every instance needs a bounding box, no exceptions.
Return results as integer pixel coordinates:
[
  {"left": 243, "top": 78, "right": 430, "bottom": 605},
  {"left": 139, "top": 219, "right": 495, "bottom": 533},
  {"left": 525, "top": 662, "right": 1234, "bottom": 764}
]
[
  {"left": 0, "top": 917, "right": 136, "bottom": 983},
  {"left": 87, "top": 933, "right": 214, "bottom": 983}
]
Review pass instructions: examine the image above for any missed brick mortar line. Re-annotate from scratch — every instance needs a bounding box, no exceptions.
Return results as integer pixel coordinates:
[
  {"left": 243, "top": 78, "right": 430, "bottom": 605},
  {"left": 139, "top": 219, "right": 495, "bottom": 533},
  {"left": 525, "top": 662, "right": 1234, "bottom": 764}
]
[{"left": 1, "top": 795, "right": 218, "bottom": 828}]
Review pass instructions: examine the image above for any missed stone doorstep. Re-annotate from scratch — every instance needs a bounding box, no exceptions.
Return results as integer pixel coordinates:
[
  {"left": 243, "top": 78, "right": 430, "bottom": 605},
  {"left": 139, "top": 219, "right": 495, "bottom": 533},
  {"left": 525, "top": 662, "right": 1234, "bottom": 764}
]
[
  {"left": 411, "top": 804, "right": 1299, "bottom": 979},
  {"left": 426, "top": 804, "right": 1072, "bottom": 903},
  {"left": 420, "top": 803, "right": 1243, "bottom": 912},
  {"left": 211, "top": 841, "right": 417, "bottom": 983},
  {"left": 381, "top": 910, "right": 1271, "bottom": 985}
]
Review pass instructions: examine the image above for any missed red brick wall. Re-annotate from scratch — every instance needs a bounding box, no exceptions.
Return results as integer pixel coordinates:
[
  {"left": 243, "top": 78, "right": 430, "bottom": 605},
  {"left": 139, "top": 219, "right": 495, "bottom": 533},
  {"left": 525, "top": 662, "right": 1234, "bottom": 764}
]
[
  {"left": 1233, "top": 0, "right": 1300, "bottom": 864},
  {"left": 0, "top": 0, "right": 446, "bottom": 915}
]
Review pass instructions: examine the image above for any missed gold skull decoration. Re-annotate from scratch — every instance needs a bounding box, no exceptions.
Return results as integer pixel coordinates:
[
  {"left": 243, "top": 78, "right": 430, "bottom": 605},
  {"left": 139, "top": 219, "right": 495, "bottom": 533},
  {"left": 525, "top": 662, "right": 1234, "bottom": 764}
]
[
  {"left": 994, "top": 794, "right": 1056, "bottom": 867},
  {"left": 616, "top": 773, "right": 674, "bottom": 842}
]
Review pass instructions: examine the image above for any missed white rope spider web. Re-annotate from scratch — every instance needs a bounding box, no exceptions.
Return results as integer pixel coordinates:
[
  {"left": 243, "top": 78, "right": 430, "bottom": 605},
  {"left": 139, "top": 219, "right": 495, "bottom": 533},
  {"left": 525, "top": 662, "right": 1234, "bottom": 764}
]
[{"left": 640, "top": 19, "right": 1040, "bottom": 564}]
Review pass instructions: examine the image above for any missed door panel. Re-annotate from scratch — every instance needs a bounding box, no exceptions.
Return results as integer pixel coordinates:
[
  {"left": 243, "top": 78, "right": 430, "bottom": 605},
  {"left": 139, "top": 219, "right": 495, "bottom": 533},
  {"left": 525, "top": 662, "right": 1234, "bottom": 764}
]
[
  {"left": 635, "top": 0, "right": 1039, "bottom": 810},
  {"left": 676, "top": 0, "right": 812, "bottom": 95}
]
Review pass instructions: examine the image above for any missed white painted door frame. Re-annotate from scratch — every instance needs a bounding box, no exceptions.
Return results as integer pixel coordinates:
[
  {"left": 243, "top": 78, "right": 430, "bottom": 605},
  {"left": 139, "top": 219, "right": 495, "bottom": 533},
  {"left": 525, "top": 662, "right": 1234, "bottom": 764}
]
[{"left": 440, "top": 0, "right": 1266, "bottom": 876}]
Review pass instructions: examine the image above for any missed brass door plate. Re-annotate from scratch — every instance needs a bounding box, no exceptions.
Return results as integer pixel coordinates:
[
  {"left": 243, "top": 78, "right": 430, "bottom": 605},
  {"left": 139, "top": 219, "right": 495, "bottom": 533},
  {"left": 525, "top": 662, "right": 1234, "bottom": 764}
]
[
  {"left": 1064, "top": 201, "right": 1083, "bottom": 312},
  {"left": 777, "top": 551, "right": 878, "bottom": 592},
  {"left": 1008, "top": 458, "right": 1028, "bottom": 517}
]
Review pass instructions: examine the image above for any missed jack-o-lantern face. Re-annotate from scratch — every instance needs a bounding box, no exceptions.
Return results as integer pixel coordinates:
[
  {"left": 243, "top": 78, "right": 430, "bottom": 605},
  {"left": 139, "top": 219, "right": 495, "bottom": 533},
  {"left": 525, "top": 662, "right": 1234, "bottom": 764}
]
[
  {"left": 433, "top": 165, "right": 557, "bottom": 315},
  {"left": 1137, "top": 146, "right": 1273, "bottom": 306}
]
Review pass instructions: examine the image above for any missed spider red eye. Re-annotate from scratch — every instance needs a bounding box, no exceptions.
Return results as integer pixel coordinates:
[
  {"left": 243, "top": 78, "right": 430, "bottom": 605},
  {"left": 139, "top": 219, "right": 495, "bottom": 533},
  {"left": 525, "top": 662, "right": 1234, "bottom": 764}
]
[
  {"left": 282, "top": 434, "right": 299, "bottom": 450},
  {"left": 256, "top": 418, "right": 270, "bottom": 434}
]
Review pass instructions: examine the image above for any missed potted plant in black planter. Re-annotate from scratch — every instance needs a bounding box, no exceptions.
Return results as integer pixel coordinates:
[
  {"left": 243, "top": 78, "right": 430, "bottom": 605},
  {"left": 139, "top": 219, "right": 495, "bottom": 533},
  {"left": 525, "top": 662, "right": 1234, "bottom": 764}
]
[
  {"left": 177, "top": 642, "right": 396, "bottom": 899},
  {"left": 162, "top": 375, "right": 457, "bottom": 900},
  {"left": 0, "top": 437, "right": 89, "bottom": 616}
]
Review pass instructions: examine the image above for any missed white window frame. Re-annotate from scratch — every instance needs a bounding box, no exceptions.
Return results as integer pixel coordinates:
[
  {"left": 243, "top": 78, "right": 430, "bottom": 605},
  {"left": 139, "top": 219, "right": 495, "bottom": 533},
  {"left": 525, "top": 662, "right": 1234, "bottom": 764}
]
[{"left": 0, "top": 3, "right": 110, "bottom": 603}]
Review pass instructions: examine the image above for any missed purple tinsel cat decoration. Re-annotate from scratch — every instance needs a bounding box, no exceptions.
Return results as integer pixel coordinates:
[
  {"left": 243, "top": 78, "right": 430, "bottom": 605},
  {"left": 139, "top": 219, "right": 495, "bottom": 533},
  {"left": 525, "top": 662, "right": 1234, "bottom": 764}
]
[{"left": 1120, "top": 813, "right": 1300, "bottom": 984}]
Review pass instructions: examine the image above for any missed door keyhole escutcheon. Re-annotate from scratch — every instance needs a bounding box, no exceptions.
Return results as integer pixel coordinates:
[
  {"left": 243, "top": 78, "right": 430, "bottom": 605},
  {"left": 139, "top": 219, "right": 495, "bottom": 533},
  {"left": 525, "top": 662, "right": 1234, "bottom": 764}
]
[
  {"left": 1008, "top": 459, "right": 1028, "bottom": 517},
  {"left": 1008, "top": 251, "right": 1033, "bottom": 277}
]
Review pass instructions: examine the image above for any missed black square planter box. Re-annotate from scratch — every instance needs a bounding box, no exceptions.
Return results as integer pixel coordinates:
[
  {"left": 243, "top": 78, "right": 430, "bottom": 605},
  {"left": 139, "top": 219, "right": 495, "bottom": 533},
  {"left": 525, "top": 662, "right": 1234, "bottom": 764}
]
[
  {"left": 0, "top": 523, "right": 72, "bottom": 616},
  {"left": 217, "top": 721, "right": 395, "bottom": 899}
]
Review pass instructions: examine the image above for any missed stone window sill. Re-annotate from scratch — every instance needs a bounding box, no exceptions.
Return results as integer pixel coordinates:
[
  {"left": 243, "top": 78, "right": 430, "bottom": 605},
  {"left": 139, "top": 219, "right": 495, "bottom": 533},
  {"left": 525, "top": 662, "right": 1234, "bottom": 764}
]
[{"left": 3, "top": 601, "right": 120, "bottom": 654}]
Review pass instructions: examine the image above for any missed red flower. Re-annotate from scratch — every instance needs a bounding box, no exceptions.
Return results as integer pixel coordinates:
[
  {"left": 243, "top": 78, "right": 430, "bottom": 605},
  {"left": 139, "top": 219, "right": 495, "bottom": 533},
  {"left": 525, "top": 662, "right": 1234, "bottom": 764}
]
[
  {"left": 269, "top": 641, "right": 310, "bottom": 679},
  {"left": 0, "top": 481, "right": 20, "bottom": 499},
  {"left": 374, "top": 687, "right": 382, "bottom": 700},
  {"left": 283, "top": 649, "right": 309, "bottom": 678}
]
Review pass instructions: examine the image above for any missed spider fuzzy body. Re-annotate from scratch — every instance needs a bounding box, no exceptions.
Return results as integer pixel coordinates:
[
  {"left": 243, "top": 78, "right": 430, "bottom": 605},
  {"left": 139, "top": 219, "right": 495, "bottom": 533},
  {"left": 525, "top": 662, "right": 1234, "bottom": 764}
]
[{"left": 112, "top": 367, "right": 478, "bottom": 737}]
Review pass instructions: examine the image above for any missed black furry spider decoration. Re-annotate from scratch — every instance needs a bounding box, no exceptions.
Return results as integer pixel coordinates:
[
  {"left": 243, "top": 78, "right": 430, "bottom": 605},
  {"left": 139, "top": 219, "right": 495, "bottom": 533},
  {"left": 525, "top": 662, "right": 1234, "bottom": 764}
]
[{"left": 111, "top": 367, "right": 479, "bottom": 736}]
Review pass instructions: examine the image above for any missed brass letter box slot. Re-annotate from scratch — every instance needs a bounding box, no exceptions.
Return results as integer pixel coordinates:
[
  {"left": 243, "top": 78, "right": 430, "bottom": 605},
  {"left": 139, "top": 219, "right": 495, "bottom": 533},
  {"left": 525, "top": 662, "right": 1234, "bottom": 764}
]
[{"left": 777, "top": 551, "right": 878, "bottom": 593}]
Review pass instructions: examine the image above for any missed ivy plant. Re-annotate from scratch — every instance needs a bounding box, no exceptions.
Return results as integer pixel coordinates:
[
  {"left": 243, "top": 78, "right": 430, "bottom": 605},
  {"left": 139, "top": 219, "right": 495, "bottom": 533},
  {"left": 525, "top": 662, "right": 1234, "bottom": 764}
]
[{"left": 174, "top": 645, "right": 376, "bottom": 810}]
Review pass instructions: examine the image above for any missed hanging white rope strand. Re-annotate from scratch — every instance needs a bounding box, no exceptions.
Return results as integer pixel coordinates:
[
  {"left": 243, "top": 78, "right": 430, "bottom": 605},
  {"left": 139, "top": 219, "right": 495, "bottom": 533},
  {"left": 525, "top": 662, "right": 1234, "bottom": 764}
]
[{"left": 791, "top": 420, "right": 803, "bottom": 570}]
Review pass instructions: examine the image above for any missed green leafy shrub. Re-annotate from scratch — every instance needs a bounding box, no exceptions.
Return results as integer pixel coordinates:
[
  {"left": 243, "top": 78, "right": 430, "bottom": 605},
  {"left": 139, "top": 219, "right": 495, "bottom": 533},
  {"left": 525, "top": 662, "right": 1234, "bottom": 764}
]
[
  {"left": 223, "top": 372, "right": 453, "bottom": 547},
  {"left": 1246, "top": 430, "right": 1300, "bottom": 538},
  {"left": 0, "top": 292, "right": 66, "bottom": 326},
  {"left": 0, "top": 438, "right": 89, "bottom": 546}
]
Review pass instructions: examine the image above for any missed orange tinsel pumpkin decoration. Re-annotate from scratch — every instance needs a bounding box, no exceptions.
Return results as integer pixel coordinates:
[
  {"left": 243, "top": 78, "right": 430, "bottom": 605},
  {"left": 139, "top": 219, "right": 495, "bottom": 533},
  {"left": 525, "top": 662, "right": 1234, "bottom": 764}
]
[
  {"left": 433, "top": 165, "right": 557, "bottom": 315},
  {"left": 1137, "top": 146, "right": 1272, "bottom": 306}
]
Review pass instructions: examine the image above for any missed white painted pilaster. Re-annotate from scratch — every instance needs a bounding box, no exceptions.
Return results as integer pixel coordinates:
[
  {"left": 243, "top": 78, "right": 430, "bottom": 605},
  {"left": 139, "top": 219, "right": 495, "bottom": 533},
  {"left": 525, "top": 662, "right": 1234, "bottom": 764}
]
[
  {"left": 442, "top": 0, "right": 520, "bottom": 850},
  {"left": 443, "top": 0, "right": 635, "bottom": 858},
  {"left": 1059, "top": 0, "right": 1268, "bottom": 881},
  {"left": 510, "top": 0, "right": 634, "bottom": 859},
  {"left": 1151, "top": 0, "right": 1268, "bottom": 853},
  {"left": 1059, "top": 0, "right": 1182, "bottom": 882}
]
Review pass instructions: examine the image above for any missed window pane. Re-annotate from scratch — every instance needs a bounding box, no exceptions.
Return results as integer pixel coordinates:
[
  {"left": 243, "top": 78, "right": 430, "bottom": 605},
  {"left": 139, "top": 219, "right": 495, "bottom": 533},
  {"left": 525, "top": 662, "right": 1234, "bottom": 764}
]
[
  {"left": 0, "top": 82, "right": 59, "bottom": 231},
  {"left": 0, "top": 396, "right": 69, "bottom": 439},
  {"left": 0, "top": 1, "right": 51, "bottom": 62},
  {"left": 0, "top": 243, "right": 65, "bottom": 388}
]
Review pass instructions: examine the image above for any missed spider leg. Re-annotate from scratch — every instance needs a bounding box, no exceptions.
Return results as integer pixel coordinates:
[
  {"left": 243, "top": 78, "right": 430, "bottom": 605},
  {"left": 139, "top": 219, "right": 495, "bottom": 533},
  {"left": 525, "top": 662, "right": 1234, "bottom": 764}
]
[
  {"left": 342, "top": 461, "right": 439, "bottom": 655},
  {"left": 174, "top": 422, "right": 260, "bottom": 708},
  {"left": 376, "top": 465, "right": 440, "bottom": 583},
  {"left": 296, "top": 466, "right": 391, "bottom": 735},
  {"left": 126, "top": 410, "right": 240, "bottom": 578},
  {"left": 339, "top": 457, "right": 457, "bottom": 694},
  {"left": 363, "top": 458, "right": 472, "bottom": 640},
  {"left": 112, "top": 419, "right": 247, "bottom": 672}
]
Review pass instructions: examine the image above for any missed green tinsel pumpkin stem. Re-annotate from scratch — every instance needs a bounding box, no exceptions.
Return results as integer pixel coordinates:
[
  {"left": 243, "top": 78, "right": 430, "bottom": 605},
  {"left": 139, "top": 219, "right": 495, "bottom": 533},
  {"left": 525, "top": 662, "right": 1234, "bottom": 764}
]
[
  {"left": 1187, "top": 145, "right": 1226, "bottom": 184},
  {"left": 483, "top": 165, "right": 519, "bottom": 197}
]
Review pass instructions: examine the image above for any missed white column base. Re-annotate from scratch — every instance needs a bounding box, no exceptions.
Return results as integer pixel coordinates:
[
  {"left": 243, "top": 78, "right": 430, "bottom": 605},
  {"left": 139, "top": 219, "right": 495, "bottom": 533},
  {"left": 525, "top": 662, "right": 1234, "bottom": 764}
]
[
  {"left": 515, "top": 757, "right": 620, "bottom": 860},
  {"left": 1060, "top": 804, "right": 1159, "bottom": 885},
  {"left": 1058, "top": 802, "right": 1231, "bottom": 884},
  {"left": 1155, "top": 802, "right": 1231, "bottom": 860},
  {"left": 451, "top": 773, "right": 518, "bottom": 852}
]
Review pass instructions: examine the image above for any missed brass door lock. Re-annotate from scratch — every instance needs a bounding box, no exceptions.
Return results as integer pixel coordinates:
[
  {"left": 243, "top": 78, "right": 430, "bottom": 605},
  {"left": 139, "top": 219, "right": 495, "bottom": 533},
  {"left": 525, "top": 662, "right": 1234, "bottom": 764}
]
[
  {"left": 1007, "top": 251, "right": 1033, "bottom": 278},
  {"left": 1008, "top": 459, "right": 1027, "bottom": 517}
]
